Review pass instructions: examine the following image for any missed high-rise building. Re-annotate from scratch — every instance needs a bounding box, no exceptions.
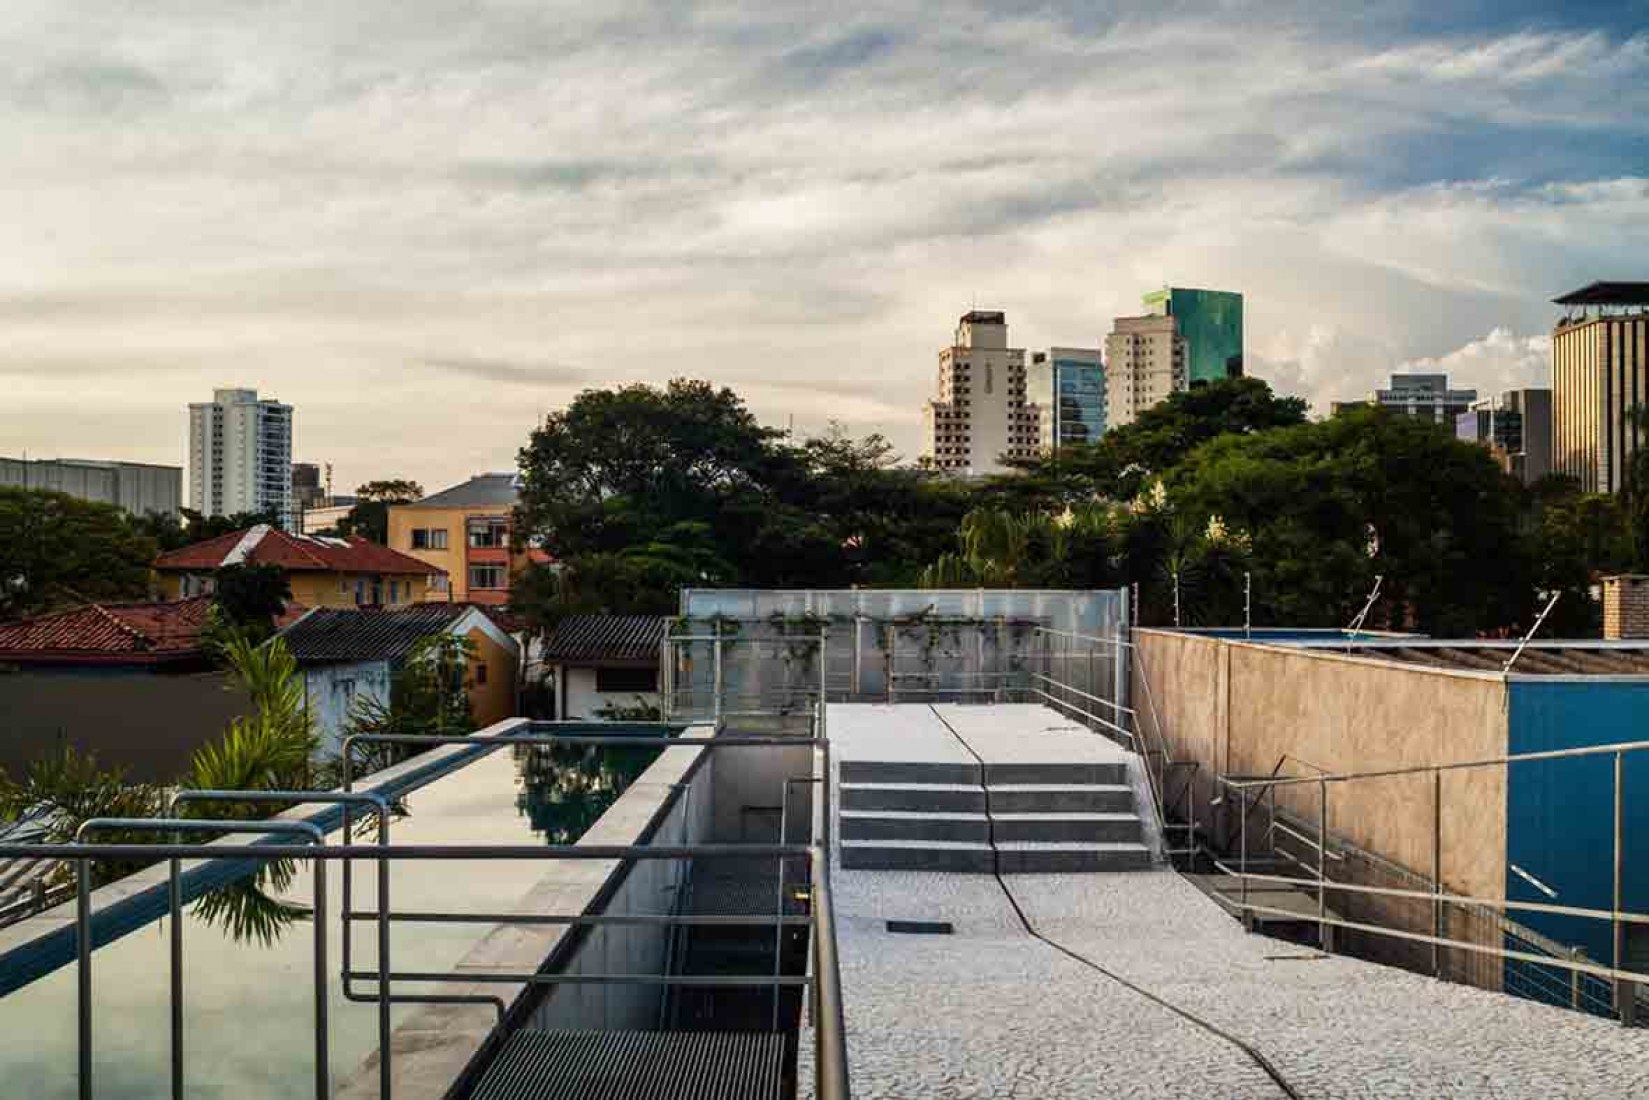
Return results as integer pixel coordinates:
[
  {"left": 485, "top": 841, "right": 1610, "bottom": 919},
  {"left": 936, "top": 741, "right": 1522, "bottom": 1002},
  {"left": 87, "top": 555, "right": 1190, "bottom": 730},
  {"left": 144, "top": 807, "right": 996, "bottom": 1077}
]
[
  {"left": 188, "top": 388, "right": 294, "bottom": 527},
  {"left": 1346, "top": 373, "right": 1477, "bottom": 423},
  {"left": 291, "top": 462, "right": 326, "bottom": 516},
  {"left": 1104, "top": 314, "right": 1185, "bottom": 428},
  {"left": 1551, "top": 282, "right": 1649, "bottom": 493},
  {"left": 1455, "top": 389, "right": 1552, "bottom": 485},
  {"left": 0, "top": 456, "right": 182, "bottom": 517},
  {"left": 922, "top": 311, "right": 1040, "bottom": 475},
  {"left": 1027, "top": 348, "right": 1105, "bottom": 451},
  {"left": 1142, "top": 287, "right": 1244, "bottom": 385}
]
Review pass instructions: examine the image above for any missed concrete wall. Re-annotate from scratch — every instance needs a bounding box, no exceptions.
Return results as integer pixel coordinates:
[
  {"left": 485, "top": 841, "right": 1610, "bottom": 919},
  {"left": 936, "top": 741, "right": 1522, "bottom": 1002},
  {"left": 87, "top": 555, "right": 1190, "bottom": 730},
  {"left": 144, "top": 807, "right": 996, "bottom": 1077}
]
[
  {"left": 302, "top": 661, "right": 393, "bottom": 758},
  {"left": 1135, "top": 629, "right": 1510, "bottom": 903},
  {"left": 0, "top": 668, "right": 251, "bottom": 783}
]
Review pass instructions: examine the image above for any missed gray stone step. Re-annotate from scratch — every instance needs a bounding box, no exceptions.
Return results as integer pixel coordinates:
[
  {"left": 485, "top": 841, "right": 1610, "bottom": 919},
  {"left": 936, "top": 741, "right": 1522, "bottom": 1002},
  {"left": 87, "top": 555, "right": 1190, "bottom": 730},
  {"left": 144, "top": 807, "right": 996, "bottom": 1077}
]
[
  {"left": 983, "top": 761, "right": 1129, "bottom": 786},
  {"left": 839, "top": 810, "right": 991, "bottom": 843},
  {"left": 990, "top": 812, "right": 1142, "bottom": 844},
  {"left": 987, "top": 784, "right": 1134, "bottom": 814},
  {"left": 840, "top": 839, "right": 995, "bottom": 873},
  {"left": 840, "top": 782, "right": 986, "bottom": 814},
  {"left": 840, "top": 760, "right": 981, "bottom": 786},
  {"left": 995, "top": 841, "right": 1153, "bottom": 873}
]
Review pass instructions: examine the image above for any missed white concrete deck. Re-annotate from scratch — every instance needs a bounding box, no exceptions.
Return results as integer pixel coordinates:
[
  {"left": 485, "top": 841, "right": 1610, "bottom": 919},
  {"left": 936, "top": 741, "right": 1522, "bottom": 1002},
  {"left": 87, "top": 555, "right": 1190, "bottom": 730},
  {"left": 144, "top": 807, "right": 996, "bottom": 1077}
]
[
  {"left": 828, "top": 703, "right": 978, "bottom": 766},
  {"left": 929, "top": 702, "right": 1133, "bottom": 765}
]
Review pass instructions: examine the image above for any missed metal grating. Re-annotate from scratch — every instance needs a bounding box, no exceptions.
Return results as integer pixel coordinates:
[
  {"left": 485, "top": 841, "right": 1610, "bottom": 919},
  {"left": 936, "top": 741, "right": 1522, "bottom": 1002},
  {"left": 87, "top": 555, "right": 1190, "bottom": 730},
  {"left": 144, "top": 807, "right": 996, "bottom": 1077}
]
[{"left": 471, "top": 1029, "right": 785, "bottom": 1100}]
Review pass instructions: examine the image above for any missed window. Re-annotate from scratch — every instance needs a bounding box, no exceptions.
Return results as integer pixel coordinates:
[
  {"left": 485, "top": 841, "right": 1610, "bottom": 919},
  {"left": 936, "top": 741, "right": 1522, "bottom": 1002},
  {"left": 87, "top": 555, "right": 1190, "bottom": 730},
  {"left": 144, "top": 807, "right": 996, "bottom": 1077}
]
[
  {"left": 431, "top": 574, "right": 450, "bottom": 593},
  {"left": 411, "top": 528, "right": 449, "bottom": 550},
  {"left": 469, "top": 564, "right": 506, "bottom": 590},
  {"left": 596, "top": 666, "right": 657, "bottom": 693},
  {"left": 389, "top": 580, "right": 400, "bottom": 604},
  {"left": 474, "top": 663, "right": 488, "bottom": 685},
  {"left": 468, "top": 520, "right": 509, "bottom": 549}
]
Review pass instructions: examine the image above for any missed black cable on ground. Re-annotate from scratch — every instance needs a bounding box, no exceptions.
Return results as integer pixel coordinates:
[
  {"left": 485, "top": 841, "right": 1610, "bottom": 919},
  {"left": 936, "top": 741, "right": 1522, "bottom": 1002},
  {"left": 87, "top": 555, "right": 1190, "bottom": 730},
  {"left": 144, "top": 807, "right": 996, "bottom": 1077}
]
[{"left": 927, "top": 705, "right": 1303, "bottom": 1100}]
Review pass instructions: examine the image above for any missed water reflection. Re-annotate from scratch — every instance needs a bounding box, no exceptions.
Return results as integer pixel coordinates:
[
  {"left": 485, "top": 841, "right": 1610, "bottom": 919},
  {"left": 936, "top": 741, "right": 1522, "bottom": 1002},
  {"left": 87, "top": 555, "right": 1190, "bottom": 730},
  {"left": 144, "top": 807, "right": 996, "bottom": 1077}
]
[{"left": 513, "top": 742, "right": 661, "bottom": 844}]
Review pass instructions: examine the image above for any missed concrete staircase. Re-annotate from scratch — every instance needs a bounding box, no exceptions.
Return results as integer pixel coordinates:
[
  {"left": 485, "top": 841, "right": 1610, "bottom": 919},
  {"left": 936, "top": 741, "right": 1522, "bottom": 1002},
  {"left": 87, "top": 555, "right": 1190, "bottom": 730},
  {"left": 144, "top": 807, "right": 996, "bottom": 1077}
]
[{"left": 838, "top": 759, "right": 1151, "bottom": 873}]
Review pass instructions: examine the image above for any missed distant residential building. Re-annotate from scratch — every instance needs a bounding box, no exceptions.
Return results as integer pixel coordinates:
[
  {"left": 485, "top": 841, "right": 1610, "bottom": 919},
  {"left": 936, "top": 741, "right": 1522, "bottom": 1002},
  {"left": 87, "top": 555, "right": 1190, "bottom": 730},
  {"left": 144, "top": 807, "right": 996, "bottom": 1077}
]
[
  {"left": 154, "top": 524, "right": 443, "bottom": 608},
  {"left": 921, "top": 311, "right": 1040, "bottom": 475},
  {"left": 1027, "top": 348, "right": 1106, "bottom": 451},
  {"left": 291, "top": 462, "right": 326, "bottom": 515},
  {"left": 1455, "top": 390, "right": 1552, "bottom": 485},
  {"left": 538, "top": 614, "right": 669, "bottom": 720},
  {"left": 278, "top": 604, "right": 519, "bottom": 755},
  {"left": 188, "top": 388, "right": 294, "bottom": 527},
  {"left": 0, "top": 456, "right": 181, "bottom": 517},
  {"left": 1104, "top": 313, "right": 1186, "bottom": 428},
  {"left": 300, "top": 503, "right": 355, "bottom": 535},
  {"left": 388, "top": 474, "right": 548, "bottom": 605},
  {"left": 1142, "top": 287, "right": 1244, "bottom": 385},
  {"left": 1552, "top": 282, "right": 1649, "bottom": 494}
]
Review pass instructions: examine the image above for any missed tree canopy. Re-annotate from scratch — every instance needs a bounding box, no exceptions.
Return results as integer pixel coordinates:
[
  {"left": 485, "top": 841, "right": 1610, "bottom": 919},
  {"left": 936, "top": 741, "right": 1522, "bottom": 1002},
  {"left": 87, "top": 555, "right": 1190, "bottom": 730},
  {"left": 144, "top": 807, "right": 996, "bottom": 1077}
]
[{"left": 0, "top": 488, "right": 157, "bottom": 618}]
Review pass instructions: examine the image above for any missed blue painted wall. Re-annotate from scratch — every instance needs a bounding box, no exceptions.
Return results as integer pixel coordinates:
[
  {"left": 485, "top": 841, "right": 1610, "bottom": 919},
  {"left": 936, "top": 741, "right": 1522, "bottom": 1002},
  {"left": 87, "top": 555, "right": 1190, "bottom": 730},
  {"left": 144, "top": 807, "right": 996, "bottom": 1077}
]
[{"left": 1506, "top": 680, "right": 1649, "bottom": 973}]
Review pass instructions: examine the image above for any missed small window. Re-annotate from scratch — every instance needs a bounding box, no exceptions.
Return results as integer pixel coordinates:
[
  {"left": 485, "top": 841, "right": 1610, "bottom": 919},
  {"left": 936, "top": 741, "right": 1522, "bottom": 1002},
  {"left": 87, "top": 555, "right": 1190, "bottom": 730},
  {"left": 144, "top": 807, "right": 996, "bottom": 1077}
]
[
  {"left": 596, "top": 666, "right": 657, "bottom": 693},
  {"left": 469, "top": 564, "right": 506, "bottom": 590},
  {"left": 474, "top": 663, "right": 488, "bottom": 685}
]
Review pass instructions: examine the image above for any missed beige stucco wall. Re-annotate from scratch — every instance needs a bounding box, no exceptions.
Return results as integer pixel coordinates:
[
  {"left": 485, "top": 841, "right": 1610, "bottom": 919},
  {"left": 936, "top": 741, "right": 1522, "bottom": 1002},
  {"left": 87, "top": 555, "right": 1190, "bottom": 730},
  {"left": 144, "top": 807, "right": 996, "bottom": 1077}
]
[{"left": 1135, "top": 630, "right": 1510, "bottom": 904}]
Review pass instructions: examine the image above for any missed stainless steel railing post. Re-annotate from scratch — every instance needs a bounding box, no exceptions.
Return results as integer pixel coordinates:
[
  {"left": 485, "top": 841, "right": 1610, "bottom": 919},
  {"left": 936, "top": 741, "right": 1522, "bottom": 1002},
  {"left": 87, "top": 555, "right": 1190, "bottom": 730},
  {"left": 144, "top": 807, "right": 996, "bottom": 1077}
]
[
  {"left": 1318, "top": 776, "right": 1329, "bottom": 952},
  {"left": 1432, "top": 768, "right": 1443, "bottom": 979},
  {"left": 77, "top": 855, "right": 91, "bottom": 1100}
]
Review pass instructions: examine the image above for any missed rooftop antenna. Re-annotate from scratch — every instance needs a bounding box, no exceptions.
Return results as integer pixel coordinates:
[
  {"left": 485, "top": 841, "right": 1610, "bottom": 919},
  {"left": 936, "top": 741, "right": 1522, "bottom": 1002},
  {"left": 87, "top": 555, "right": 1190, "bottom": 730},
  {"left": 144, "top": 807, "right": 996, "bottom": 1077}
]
[
  {"left": 1345, "top": 574, "right": 1384, "bottom": 651},
  {"left": 1503, "top": 592, "right": 1561, "bottom": 674}
]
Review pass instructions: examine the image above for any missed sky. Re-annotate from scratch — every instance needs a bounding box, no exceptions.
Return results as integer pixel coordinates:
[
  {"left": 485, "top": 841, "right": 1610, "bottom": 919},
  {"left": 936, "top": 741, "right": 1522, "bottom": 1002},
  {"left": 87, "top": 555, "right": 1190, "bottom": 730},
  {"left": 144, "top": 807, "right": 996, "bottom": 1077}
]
[{"left": 3, "top": 1, "right": 1648, "bottom": 494}]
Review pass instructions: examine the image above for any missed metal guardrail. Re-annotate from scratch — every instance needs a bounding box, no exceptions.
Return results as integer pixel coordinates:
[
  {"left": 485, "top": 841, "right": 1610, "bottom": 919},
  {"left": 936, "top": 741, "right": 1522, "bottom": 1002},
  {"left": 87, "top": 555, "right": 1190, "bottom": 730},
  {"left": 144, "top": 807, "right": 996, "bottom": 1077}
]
[
  {"left": 1212, "top": 737, "right": 1649, "bottom": 1026},
  {"left": 10, "top": 725, "right": 852, "bottom": 1100}
]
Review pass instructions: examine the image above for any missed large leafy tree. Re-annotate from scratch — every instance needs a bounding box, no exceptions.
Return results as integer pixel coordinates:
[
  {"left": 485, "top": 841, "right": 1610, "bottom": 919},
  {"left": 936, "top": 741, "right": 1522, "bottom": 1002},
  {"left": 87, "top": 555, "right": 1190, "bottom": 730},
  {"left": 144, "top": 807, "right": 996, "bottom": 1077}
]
[
  {"left": 337, "top": 480, "right": 424, "bottom": 543},
  {"left": 0, "top": 488, "right": 157, "bottom": 619}
]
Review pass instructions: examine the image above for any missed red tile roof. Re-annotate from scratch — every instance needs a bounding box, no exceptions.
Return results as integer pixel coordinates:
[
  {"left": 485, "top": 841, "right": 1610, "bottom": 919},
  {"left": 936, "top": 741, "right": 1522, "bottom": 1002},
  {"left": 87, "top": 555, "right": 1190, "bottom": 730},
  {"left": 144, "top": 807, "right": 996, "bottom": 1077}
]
[
  {"left": 154, "top": 525, "right": 443, "bottom": 577},
  {"left": 0, "top": 597, "right": 214, "bottom": 664}
]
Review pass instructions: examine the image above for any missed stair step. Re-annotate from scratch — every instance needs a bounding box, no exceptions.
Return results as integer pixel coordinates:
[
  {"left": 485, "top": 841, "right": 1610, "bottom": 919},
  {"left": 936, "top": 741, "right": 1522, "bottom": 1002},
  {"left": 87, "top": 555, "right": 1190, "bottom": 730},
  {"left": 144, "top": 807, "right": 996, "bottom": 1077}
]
[
  {"left": 840, "top": 839, "right": 995, "bottom": 873},
  {"left": 840, "top": 760, "right": 981, "bottom": 785},
  {"left": 995, "top": 841, "right": 1153, "bottom": 873},
  {"left": 987, "top": 784, "right": 1134, "bottom": 813},
  {"left": 991, "top": 812, "right": 1142, "bottom": 843},
  {"left": 840, "top": 782, "right": 986, "bottom": 813},
  {"left": 839, "top": 810, "right": 990, "bottom": 843},
  {"left": 983, "top": 761, "right": 1129, "bottom": 786}
]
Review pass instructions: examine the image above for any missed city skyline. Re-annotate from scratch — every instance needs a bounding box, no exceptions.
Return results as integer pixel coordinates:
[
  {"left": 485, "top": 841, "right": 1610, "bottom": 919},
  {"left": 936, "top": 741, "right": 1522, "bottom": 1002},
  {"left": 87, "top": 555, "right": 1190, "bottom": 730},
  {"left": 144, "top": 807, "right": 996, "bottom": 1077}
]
[{"left": 3, "top": 2, "right": 1646, "bottom": 490}]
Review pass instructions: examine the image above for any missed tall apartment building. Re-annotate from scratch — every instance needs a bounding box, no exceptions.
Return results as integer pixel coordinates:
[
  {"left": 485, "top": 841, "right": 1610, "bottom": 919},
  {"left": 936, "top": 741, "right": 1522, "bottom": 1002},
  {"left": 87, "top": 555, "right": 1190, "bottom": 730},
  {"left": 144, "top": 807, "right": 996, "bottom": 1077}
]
[
  {"left": 922, "top": 311, "right": 1040, "bottom": 475},
  {"left": 1551, "top": 282, "right": 1649, "bottom": 493},
  {"left": 1027, "top": 348, "right": 1106, "bottom": 451},
  {"left": 188, "top": 388, "right": 294, "bottom": 527},
  {"left": 1455, "top": 389, "right": 1552, "bottom": 486},
  {"left": 1104, "top": 314, "right": 1185, "bottom": 429},
  {"left": 291, "top": 462, "right": 326, "bottom": 515},
  {"left": 1142, "top": 287, "right": 1244, "bottom": 384},
  {"left": 0, "top": 456, "right": 182, "bottom": 517}
]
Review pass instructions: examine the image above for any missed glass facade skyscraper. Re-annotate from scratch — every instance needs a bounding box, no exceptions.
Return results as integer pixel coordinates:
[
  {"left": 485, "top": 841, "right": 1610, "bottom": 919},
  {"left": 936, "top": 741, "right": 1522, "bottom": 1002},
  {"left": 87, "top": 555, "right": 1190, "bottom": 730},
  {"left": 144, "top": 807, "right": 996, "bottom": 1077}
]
[
  {"left": 1029, "top": 348, "right": 1105, "bottom": 450},
  {"left": 1143, "top": 287, "right": 1244, "bottom": 385}
]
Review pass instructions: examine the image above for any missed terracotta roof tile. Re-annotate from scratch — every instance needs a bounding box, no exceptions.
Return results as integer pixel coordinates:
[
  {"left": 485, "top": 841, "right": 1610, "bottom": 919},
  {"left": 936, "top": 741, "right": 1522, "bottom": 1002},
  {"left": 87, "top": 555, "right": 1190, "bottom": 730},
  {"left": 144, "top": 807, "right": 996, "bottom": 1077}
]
[
  {"left": 155, "top": 525, "right": 442, "bottom": 576},
  {"left": 0, "top": 598, "right": 214, "bottom": 663}
]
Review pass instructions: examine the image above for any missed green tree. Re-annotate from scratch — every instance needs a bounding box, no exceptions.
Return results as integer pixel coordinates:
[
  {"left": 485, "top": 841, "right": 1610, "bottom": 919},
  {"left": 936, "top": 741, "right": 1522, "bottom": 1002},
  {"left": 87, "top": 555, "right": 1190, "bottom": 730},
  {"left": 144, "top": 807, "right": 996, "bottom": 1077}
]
[
  {"left": 180, "top": 508, "right": 282, "bottom": 540},
  {"left": 0, "top": 747, "right": 163, "bottom": 888},
  {"left": 208, "top": 562, "right": 292, "bottom": 642},
  {"left": 337, "top": 480, "right": 424, "bottom": 544},
  {"left": 0, "top": 488, "right": 157, "bottom": 619}
]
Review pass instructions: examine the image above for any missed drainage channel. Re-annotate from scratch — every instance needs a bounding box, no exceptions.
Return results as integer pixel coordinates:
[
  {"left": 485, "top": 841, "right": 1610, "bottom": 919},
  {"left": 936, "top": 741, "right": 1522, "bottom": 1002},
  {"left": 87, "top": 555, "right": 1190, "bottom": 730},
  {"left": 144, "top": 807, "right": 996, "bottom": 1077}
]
[{"left": 927, "top": 704, "right": 1304, "bottom": 1100}]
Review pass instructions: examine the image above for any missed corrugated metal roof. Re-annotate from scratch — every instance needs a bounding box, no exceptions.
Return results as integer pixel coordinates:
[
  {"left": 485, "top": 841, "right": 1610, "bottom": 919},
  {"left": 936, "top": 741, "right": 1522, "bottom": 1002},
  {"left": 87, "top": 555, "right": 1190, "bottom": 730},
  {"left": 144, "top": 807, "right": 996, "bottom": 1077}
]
[
  {"left": 471, "top": 1030, "right": 783, "bottom": 1100},
  {"left": 155, "top": 525, "right": 442, "bottom": 576},
  {"left": 277, "top": 604, "right": 470, "bottom": 662},
  {"left": 540, "top": 615, "right": 669, "bottom": 664},
  {"left": 404, "top": 473, "right": 520, "bottom": 509}
]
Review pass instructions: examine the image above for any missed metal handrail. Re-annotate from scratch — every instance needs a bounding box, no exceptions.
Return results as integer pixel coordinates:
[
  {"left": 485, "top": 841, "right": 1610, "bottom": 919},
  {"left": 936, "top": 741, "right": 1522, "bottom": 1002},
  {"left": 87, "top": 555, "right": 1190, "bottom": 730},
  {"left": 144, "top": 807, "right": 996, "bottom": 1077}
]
[
  {"left": 72, "top": 817, "right": 327, "bottom": 1100},
  {"left": 1221, "top": 737, "right": 1649, "bottom": 790}
]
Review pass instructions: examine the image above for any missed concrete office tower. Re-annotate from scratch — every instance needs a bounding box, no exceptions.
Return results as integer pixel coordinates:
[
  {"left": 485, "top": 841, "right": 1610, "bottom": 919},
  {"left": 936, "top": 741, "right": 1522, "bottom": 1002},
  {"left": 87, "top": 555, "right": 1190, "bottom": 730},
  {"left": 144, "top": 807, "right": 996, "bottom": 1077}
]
[
  {"left": 922, "top": 311, "right": 1039, "bottom": 475},
  {"left": 188, "top": 388, "right": 294, "bottom": 527},
  {"left": 1104, "top": 314, "right": 1185, "bottom": 428},
  {"left": 1456, "top": 390, "right": 1552, "bottom": 486},
  {"left": 1369, "top": 373, "right": 1477, "bottom": 423},
  {"left": 1027, "top": 348, "right": 1106, "bottom": 452},
  {"left": 0, "top": 456, "right": 182, "bottom": 517},
  {"left": 1143, "top": 287, "right": 1244, "bottom": 385},
  {"left": 291, "top": 462, "right": 326, "bottom": 515},
  {"left": 1552, "top": 282, "right": 1649, "bottom": 493}
]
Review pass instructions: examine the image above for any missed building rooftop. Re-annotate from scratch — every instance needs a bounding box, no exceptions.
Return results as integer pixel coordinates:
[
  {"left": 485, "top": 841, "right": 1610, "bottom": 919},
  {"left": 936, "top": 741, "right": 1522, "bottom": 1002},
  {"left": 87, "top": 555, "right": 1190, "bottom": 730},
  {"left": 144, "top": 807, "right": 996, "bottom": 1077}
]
[
  {"left": 959, "top": 310, "right": 1006, "bottom": 325},
  {"left": 1552, "top": 282, "right": 1649, "bottom": 307},
  {"left": 277, "top": 604, "right": 474, "bottom": 662},
  {"left": 154, "top": 525, "right": 442, "bottom": 576},
  {"left": 0, "top": 597, "right": 215, "bottom": 665},
  {"left": 404, "top": 473, "right": 521, "bottom": 510},
  {"left": 540, "top": 614, "right": 671, "bottom": 664}
]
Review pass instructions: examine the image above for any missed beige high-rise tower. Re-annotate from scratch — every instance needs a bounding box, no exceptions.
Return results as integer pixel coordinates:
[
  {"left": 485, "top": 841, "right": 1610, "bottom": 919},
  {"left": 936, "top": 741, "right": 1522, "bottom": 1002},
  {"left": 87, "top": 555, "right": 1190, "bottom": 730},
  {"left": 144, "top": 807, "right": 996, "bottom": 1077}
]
[
  {"left": 1104, "top": 314, "right": 1186, "bottom": 428},
  {"left": 922, "top": 311, "right": 1040, "bottom": 475},
  {"left": 1551, "top": 282, "right": 1649, "bottom": 493}
]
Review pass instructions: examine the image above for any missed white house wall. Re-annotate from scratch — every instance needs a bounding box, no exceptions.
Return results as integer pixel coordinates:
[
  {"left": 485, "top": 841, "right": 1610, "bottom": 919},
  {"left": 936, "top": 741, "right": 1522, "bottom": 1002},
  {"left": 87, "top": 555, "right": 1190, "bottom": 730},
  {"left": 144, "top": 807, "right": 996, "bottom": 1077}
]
[{"left": 304, "top": 661, "right": 393, "bottom": 758}]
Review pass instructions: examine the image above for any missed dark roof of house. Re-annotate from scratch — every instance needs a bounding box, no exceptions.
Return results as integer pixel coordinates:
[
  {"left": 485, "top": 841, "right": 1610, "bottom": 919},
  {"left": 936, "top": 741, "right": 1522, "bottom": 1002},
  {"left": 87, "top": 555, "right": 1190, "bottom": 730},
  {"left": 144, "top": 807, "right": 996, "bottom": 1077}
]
[
  {"left": 0, "top": 597, "right": 215, "bottom": 665},
  {"left": 1552, "top": 282, "right": 1649, "bottom": 307},
  {"left": 540, "top": 615, "right": 670, "bottom": 664},
  {"left": 278, "top": 604, "right": 471, "bottom": 662},
  {"left": 1346, "top": 643, "right": 1649, "bottom": 676},
  {"left": 155, "top": 525, "right": 442, "bottom": 576},
  {"left": 403, "top": 473, "right": 520, "bottom": 510}
]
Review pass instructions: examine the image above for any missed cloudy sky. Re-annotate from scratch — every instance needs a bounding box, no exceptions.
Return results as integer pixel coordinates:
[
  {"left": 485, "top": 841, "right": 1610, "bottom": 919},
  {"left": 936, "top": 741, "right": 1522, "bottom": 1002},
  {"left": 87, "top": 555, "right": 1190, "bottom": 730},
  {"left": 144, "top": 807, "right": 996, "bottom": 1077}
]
[{"left": 4, "top": 1, "right": 1647, "bottom": 493}]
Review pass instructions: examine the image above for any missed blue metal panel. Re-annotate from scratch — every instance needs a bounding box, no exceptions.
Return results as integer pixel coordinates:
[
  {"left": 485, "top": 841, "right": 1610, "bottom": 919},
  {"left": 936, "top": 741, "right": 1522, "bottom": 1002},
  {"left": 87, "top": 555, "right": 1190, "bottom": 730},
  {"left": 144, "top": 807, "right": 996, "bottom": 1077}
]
[{"left": 1506, "top": 680, "right": 1649, "bottom": 977}]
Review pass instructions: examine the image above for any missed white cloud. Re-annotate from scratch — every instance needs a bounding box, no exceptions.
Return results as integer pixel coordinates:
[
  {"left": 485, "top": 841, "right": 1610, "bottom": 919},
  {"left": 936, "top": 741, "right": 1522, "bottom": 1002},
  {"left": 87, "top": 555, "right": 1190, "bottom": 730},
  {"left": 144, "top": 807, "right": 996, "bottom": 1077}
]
[{"left": 0, "top": 4, "right": 1643, "bottom": 488}]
